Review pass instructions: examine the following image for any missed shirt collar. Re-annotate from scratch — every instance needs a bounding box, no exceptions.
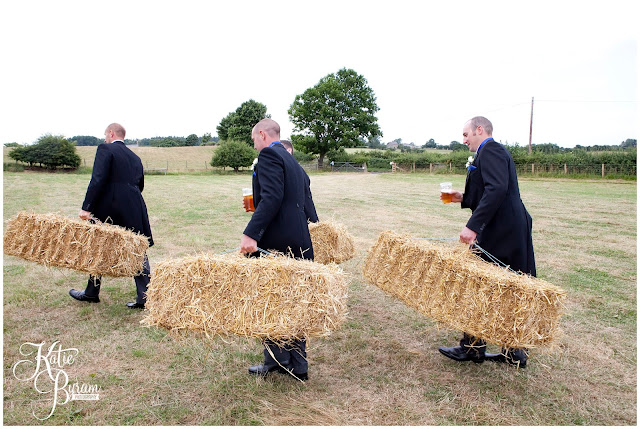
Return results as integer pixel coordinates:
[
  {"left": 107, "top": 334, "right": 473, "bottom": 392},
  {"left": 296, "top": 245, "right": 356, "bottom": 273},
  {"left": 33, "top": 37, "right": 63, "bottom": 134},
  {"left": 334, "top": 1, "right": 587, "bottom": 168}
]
[
  {"left": 112, "top": 140, "right": 124, "bottom": 144},
  {"left": 268, "top": 141, "right": 281, "bottom": 148},
  {"left": 476, "top": 137, "right": 493, "bottom": 154}
]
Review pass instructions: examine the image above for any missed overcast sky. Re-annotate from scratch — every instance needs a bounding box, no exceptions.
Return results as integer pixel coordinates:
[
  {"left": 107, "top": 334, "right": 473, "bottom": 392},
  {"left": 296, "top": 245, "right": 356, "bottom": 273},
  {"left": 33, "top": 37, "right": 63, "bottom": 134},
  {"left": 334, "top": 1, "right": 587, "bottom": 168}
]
[{"left": 1, "top": 0, "right": 637, "bottom": 148}]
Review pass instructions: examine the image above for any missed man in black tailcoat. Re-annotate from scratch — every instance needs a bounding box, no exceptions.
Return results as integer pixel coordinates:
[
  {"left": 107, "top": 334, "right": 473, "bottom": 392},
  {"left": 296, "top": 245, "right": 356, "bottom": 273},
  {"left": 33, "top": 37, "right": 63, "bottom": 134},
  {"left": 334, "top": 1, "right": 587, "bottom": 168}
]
[
  {"left": 240, "top": 118, "right": 317, "bottom": 381},
  {"left": 69, "top": 123, "right": 154, "bottom": 309},
  {"left": 438, "top": 116, "right": 535, "bottom": 368}
]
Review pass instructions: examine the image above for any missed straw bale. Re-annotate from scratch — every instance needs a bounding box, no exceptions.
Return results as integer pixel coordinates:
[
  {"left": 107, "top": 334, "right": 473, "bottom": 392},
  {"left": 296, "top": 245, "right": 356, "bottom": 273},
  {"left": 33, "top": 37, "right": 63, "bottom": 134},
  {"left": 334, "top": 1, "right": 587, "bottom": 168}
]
[
  {"left": 363, "top": 230, "right": 567, "bottom": 349},
  {"left": 3, "top": 211, "right": 149, "bottom": 277},
  {"left": 309, "top": 220, "right": 356, "bottom": 264},
  {"left": 142, "top": 252, "right": 349, "bottom": 342}
]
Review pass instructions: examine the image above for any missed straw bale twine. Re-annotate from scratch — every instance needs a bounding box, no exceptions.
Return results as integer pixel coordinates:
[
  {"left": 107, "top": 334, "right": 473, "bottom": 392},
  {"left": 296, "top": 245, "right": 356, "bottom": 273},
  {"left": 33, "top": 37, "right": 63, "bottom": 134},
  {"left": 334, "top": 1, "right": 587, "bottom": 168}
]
[
  {"left": 309, "top": 220, "right": 356, "bottom": 264},
  {"left": 3, "top": 211, "right": 149, "bottom": 277},
  {"left": 142, "top": 252, "right": 349, "bottom": 342},
  {"left": 363, "top": 230, "right": 567, "bottom": 349}
]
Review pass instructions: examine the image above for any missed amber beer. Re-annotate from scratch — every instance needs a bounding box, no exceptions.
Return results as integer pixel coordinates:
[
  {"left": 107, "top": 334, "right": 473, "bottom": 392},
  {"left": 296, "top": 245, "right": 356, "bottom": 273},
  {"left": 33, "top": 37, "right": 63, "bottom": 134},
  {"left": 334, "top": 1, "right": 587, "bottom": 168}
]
[
  {"left": 242, "top": 188, "right": 255, "bottom": 212},
  {"left": 440, "top": 191, "right": 453, "bottom": 204},
  {"left": 243, "top": 195, "right": 255, "bottom": 212},
  {"left": 440, "top": 182, "right": 453, "bottom": 204}
]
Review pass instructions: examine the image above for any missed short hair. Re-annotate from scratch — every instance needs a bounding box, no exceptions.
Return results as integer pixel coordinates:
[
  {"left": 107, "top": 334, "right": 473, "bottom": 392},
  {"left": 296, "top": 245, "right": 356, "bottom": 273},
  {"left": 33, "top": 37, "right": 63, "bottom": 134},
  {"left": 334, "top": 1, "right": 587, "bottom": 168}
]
[
  {"left": 106, "top": 123, "right": 126, "bottom": 139},
  {"left": 467, "top": 116, "right": 493, "bottom": 135},
  {"left": 280, "top": 139, "right": 293, "bottom": 153},
  {"left": 253, "top": 118, "right": 280, "bottom": 138}
]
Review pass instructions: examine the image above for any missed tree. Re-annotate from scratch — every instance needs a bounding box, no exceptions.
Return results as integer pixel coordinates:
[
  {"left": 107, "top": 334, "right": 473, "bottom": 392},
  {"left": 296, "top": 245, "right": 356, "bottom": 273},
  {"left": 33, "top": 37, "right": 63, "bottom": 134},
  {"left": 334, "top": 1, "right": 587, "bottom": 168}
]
[
  {"left": 366, "top": 136, "right": 385, "bottom": 149},
  {"left": 216, "top": 114, "right": 235, "bottom": 141},
  {"left": 289, "top": 68, "right": 381, "bottom": 168},
  {"left": 8, "top": 135, "right": 81, "bottom": 169},
  {"left": 217, "top": 100, "right": 269, "bottom": 146},
  {"left": 423, "top": 138, "right": 436, "bottom": 149},
  {"left": 210, "top": 140, "right": 257, "bottom": 172},
  {"left": 621, "top": 138, "right": 637, "bottom": 148},
  {"left": 70, "top": 135, "right": 101, "bottom": 146},
  {"left": 532, "top": 143, "right": 561, "bottom": 153},
  {"left": 449, "top": 141, "right": 466, "bottom": 151},
  {"left": 185, "top": 134, "right": 199, "bottom": 146},
  {"left": 202, "top": 133, "right": 212, "bottom": 145}
]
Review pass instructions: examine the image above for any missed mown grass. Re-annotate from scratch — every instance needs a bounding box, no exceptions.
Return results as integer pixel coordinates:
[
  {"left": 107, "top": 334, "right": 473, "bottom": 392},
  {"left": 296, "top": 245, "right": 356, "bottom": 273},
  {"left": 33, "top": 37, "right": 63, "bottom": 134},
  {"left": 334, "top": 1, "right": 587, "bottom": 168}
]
[{"left": 2, "top": 170, "right": 637, "bottom": 425}]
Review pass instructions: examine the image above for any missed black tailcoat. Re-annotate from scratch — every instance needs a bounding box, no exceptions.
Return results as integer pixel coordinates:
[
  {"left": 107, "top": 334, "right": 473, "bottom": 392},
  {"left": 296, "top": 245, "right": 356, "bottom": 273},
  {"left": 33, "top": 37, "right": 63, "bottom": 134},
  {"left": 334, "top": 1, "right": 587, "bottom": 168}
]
[
  {"left": 462, "top": 139, "right": 535, "bottom": 275},
  {"left": 82, "top": 141, "right": 154, "bottom": 246},
  {"left": 244, "top": 143, "right": 314, "bottom": 260}
]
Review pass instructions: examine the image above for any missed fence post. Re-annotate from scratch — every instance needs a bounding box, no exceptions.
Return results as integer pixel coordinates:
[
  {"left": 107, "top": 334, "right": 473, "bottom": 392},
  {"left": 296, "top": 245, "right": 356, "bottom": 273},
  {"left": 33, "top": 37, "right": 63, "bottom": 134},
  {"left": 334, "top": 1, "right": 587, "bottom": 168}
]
[
  {"left": 449, "top": 162, "right": 452, "bottom": 172},
  {"left": 564, "top": 163, "right": 567, "bottom": 174},
  {"left": 531, "top": 163, "right": 535, "bottom": 174},
  {"left": 602, "top": 163, "right": 605, "bottom": 178},
  {"left": 429, "top": 163, "right": 433, "bottom": 174},
  {"left": 412, "top": 162, "right": 415, "bottom": 173}
]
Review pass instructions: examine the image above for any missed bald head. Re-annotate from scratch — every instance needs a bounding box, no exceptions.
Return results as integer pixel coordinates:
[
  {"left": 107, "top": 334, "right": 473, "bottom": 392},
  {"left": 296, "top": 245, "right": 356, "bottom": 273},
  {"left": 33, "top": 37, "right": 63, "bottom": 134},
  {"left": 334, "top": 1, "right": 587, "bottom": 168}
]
[
  {"left": 466, "top": 116, "right": 493, "bottom": 136},
  {"left": 462, "top": 116, "right": 493, "bottom": 152},
  {"left": 105, "top": 123, "right": 126, "bottom": 143},
  {"left": 251, "top": 118, "right": 280, "bottom": 151}
]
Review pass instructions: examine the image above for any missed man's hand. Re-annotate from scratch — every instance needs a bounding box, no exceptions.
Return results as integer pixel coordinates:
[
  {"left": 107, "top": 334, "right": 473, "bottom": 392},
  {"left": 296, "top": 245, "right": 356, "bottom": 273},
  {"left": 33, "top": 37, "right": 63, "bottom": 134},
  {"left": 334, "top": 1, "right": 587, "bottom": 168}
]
[
  {"left": 459, "top": 226, "right": 477, "bottom": 244},
  {"left": 240, "top": 234, "right": 258, "bottom": 254},
  {"left": 79, "top": 209, "right": 92, "bottom": 220},
  {"left": 450, "top": 190, "right": 463, "bottom": 203}
]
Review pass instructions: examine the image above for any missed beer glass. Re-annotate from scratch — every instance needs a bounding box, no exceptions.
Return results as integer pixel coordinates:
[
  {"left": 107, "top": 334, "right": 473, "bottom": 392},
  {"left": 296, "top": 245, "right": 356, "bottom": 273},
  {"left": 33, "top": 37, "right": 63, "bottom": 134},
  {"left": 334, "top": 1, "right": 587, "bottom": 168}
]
[
  {"left": 242, "top": 188, "right": 255, "bottom": 212},
  {"left": 440, "top": 182, "right": 453, "bottom": 204}
]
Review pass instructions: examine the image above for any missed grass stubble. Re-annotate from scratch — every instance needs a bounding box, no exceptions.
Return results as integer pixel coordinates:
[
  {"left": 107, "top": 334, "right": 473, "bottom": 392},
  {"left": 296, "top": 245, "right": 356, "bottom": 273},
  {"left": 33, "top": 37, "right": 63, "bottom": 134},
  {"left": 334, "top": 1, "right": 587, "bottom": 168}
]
[{"left": 2, "top": 171, "right": 636, "bottom": 425}]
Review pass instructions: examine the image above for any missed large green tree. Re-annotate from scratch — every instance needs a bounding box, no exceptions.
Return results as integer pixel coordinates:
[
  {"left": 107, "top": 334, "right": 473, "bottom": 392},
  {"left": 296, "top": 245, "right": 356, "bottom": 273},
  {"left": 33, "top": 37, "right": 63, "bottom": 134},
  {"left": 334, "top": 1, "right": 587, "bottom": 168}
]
[
  {"left": 9, "top": 135, "right": 81, "bottom": 169},
  {"left": 210, "top": 140, "right": 257, "bottom": 172},
  {"left": 217, "top": 100, "right": 269, "bottom": 145},
  {"left": 288, "top": 68, "right": 381, "bottom": 167}
]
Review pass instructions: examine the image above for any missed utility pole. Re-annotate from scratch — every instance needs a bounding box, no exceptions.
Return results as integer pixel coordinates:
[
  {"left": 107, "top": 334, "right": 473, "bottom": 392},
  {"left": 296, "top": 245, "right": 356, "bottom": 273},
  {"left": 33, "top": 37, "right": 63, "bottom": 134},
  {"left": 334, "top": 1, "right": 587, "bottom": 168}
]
[{"left": 528, "top": 96, "right": 534, "bottom": 155}]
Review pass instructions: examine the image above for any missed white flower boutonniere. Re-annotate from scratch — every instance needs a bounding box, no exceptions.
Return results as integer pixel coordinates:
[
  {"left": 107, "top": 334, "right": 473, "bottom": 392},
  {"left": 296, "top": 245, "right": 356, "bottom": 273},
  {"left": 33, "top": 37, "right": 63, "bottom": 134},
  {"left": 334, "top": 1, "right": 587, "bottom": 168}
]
[
  {"left": 251, "top": 157, "right": 258, "bottom": 171},
  {"left": 466, "top": 155, "right": 477, "bottom": 171},
  {"left": 465, "top": 155, "right": 474, "bottom": 169}
]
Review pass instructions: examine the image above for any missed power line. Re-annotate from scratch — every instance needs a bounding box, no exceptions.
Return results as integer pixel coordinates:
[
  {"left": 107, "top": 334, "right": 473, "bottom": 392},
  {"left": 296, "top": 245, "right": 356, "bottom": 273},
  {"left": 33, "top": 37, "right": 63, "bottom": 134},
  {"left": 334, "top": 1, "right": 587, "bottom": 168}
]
[{"left": 535, "top": 99, "right": 638, "bottom": 103}]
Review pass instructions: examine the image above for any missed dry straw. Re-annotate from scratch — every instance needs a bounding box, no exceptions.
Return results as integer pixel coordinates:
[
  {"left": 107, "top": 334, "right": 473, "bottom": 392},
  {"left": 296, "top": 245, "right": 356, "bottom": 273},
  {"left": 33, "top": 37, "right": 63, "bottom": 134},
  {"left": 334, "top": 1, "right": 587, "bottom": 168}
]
[
  {"left": 363, "top": 231, "right": 567, "bottom": 349},
  {"left": 142, "top": 252, "right": 349, "bottom": 342},
  {"left": 309, "top": 220, "right": 356, "bottom": 264},
  {"left": 3, "top": 211, "right": 149, "bottom": 277}
]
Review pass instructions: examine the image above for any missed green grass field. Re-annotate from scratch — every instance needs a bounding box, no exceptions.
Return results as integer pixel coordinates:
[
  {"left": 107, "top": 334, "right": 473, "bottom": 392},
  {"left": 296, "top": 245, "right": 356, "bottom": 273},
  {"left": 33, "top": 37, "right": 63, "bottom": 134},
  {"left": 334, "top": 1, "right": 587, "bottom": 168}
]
[{"left": 3, "top": 170, "right": 637, "bottom": 425}]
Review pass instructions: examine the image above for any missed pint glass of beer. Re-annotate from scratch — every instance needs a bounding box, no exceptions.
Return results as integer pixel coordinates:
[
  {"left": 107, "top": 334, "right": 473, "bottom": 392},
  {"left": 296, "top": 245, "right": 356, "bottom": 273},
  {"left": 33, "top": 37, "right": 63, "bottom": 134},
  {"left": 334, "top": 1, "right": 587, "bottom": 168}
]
[
  {"left": 242, "top": 187, "right": 255, "bottom": 212},
  {"left": 440, "top": 182, "right": 453, "bottom": 204}
]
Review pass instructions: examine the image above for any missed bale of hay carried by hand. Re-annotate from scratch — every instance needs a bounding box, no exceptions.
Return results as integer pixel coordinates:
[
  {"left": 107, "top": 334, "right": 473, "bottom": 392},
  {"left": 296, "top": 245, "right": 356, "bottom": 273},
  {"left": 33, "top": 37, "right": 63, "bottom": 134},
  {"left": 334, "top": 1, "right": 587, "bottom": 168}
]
[
  {"left": 309, "top": 220, "right": 356, "bottom": 264},
  {"left": 141, "top": 252, "right": 349, "bottom": 342},
  {"left": 363, "top": 230, "right": 566, "bottom": 349},
  {"left": 3, "top": 211, "right": 149, "bottom": 277}
]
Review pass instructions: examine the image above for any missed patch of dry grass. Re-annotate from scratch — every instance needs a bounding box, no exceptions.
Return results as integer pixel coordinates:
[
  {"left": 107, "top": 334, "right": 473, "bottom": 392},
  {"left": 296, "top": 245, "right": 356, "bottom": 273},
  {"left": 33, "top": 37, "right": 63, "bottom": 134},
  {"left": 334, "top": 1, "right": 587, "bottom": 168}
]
[
  {"left": 4, "top": 145, "right": 218, "bottom": 172},
  {"left": 3, "top": 171, "right": 636, "bottom": 425}
]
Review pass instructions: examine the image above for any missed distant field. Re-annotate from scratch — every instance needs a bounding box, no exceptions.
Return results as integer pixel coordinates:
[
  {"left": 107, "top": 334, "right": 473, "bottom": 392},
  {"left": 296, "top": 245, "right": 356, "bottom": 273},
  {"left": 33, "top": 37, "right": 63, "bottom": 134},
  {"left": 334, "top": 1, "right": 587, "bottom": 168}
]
[{"left": 4, "top": 146, "right": 218, "bottom": 172}]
